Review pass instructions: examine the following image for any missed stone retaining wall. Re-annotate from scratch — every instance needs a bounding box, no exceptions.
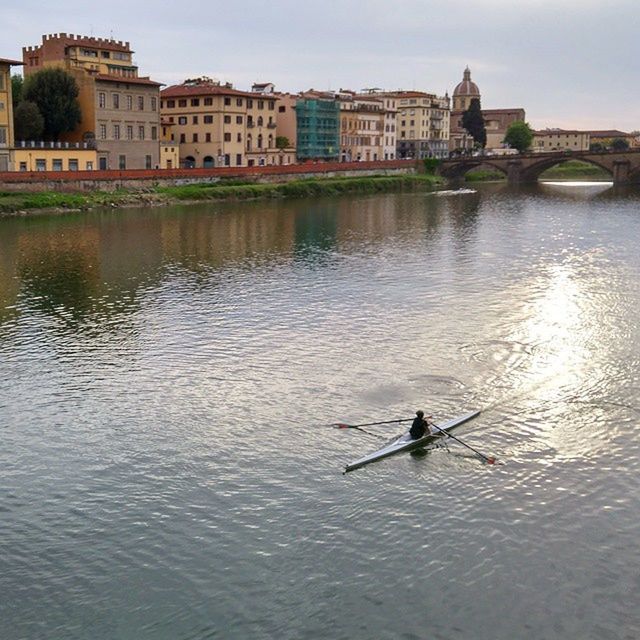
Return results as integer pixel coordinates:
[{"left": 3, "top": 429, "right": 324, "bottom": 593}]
[{"left": 0, "top": 160, "right": 418, "bottom": 193}]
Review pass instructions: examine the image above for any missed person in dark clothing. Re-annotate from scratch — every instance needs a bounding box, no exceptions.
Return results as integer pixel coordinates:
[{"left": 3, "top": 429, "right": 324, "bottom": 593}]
[{"left": 409, "top": 410, "right": 432, "bottom": 439}]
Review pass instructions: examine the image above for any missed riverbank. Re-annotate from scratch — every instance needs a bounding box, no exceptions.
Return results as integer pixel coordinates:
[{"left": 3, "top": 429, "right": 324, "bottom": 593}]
[{"left": 0, "top": 173, "right": 443, "bottom": 217}]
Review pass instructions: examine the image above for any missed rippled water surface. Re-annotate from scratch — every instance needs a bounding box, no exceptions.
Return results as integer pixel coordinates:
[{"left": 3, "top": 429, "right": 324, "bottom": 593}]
[{"left": 1, "top": 183, "right": 640, "bottom": 639}]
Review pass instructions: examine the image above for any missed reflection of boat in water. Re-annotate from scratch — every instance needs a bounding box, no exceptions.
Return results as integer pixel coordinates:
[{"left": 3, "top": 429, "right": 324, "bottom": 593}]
[{"left": 344, "top": 410, "right": 481, "bottom": 473}]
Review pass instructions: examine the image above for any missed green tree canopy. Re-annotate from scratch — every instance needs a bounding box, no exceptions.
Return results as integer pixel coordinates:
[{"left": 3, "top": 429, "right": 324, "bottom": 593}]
[
  {"left": 276, "top": 136, "right": 290, "bottom": 149},
  {"left": 503, "top": 121, "right": 534, "bottom": 153},
  {"left": 23, "top": 68, "right": 82, "bottom": 141},
  {"left": 611, "top": 137, "right": 630, "bottom": 151},
  {"left": 461, "top": 98, "right": 487, "bottom": 149},
  {"left": 11, "top": 74, "right": 23, "bottom": 110},
  {"left": 14, "top": 101, "right": 45, "bottom": 141}
]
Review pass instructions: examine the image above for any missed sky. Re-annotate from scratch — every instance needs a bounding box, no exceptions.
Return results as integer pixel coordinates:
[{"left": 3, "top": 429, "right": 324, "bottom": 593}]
[{"left": 6, "top": 0, "right": 639, "bottom": 131}]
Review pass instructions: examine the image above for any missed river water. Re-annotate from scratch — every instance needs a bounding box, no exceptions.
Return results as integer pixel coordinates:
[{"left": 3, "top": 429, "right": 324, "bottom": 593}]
[{"left": 1, "top": 182, "right": 639, "bottom": 639}]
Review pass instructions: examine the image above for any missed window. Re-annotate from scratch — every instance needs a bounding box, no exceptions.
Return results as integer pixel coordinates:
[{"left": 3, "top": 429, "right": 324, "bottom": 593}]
[
  {"left": 237, "top": 133, "right": 242, "bottom": 142},
  {"left": 69, "top": 159, "right": 79, "bottom": 171},
  {"left": 126, "top": 95, "right": 133, "bottom": 110},
  {"left": 52, "top": 159, "right": 63, "bottom": 171},
  {"left": 113, "top": 125, "right": 121, "bottom": 140},
  {"left": 258, "top": 100, "right": 264, "bottom": 109},
  {"left": 34, "top": 158, "right": 46, "bottom": 171},
  {"left": 98, "top": 93, "right": 106, "bottom": 108},
  {"left": 127, "top": 126, "right": 134, "bottom": 140},
  {"left": 180, "top": 133, "right": 186, "bottom": 143},
  {"left": 178, "top": 99, "right": 187, "bottom": 107},
  {"left": 204, "top": 115, "right": 213, "bottom": 124},
  {"left": 86, "top": 161, "right": 94, "bottom": 170},
  {"left": 166, "top": 100, "right": 175, "bottom": 108},
  {"left": 139, "top": 126, "right": 145, "bottom": 140},
  {"left": 193, "top": 116, "right": 198, "bottom": 124},
  {"left": 145, "top": 155, "right": 152, "bottom": 169},
  {"left": 257, "top": 116, "right": 263, "bottom": 127},
  {"left": 118, "top": 156, "right": 126, "bottom": 170},
  {"left": 279, "top": 106, "right": 285, "bottom": 113},
  {"left": 113, "top": 94, "right": 120, "bottom": 109},
  {"left": 0, "top": 75, "right": 4, "bottom": 90},
  {"left": 268, "top": 101, "right": 275, "bottom": 110},
  {"left": 19, "top": 162, "right": 27, "bottom": 171},
  {"left": 224, "top": 97, "right": 231, "bottom": 106},
  {"left": 178, "top": 116, "right": 187, "bottom": 125},
  {"left": 224, "top": 132, "right": 231, "bottom": 142},
  {"left": 99, "top": 157, "right": 108, "bottom": 170},
  {"left": 205, "top": 133, "right": 211, "bottom": 142},
  {"left": 0, "top": 127, "right": 7, "bottom": 145},
  {"left": 204, "top": 98, "right": 213, "bottom": 106},
  {"left": 236, "top": 116, "right": 243, "bottom": 124},
  {"left": 191, "top": 99, "right": 200, "bottom": 107},
  {"left": 151, "top": 98, "right": 157, "bottom": 111},
  {"left": 224, "top": 115, "right": 231, "bottom": 124},
  {"left": 138, "top": 96, "right": 144, "bottom": 111},
  {"left": 236, "top": 153, "right": 242, "bottom": 165},
  {"left": 247, "top": 99, "right": 253, "bottom": 108},
  {"left": 151, "top": 126, "right": 157, "bottom": 141},
  {"left": 192, "top": 133, "right": 198, "bottom": 142},
  {"left": 224, "top": 154, "right": 230, "bottom": 166}
]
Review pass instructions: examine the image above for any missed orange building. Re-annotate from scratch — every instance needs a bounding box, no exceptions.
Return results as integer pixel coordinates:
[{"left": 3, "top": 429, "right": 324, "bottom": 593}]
[{"left": 22, "top": 33, "right": 161, "bottom": 169}]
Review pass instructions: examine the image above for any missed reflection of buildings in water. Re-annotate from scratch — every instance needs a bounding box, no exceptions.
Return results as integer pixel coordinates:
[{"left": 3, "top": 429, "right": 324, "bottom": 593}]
[{"left": 0, "top": 225, "right": 21, "bottom": 324}]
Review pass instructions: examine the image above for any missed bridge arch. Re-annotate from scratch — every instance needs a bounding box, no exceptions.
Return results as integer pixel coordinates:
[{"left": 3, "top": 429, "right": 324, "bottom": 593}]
[
  {"left": 439, "top": 159, "right": 508, "bottom": 181},
  {"left": 520, "top": 156, "right": 613, "bottom": 182}
]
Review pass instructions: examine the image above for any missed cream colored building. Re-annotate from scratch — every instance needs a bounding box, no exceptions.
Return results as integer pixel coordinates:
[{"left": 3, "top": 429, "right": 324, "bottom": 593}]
[
  {"left": 390, "top": 91, "right": 450, "bottom": 159},
  {"left": 532, "top": 129, "right": 590, "bottom": 152},
  {"left": 23, "top": 33, "right": 161, "bottom": 169},
  {"left": 13, "top": 142, "right": 97, "bottom": 171},
  {"left": 161, "top": 78, "right": 281, "bottom": 168},
  {"left": 0, "top": 57, "right": 22, "bottom": 171},
  {"left": 336, "top": 91, "right": 386, "bottom": 162}
]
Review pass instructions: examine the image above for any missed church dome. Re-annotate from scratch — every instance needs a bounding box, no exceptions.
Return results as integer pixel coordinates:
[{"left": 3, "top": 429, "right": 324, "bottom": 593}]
[{"left": 453, "top": 67, "right": 480, "bottom": 97}]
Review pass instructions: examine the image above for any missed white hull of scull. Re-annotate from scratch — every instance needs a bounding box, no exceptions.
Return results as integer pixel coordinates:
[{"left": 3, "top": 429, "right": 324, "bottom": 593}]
[{"left": 344, "top": 410, "right": 481, "bottom": 473}]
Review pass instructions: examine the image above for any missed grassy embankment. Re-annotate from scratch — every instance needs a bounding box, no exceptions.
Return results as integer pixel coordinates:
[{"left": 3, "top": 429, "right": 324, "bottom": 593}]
[
  {"left": 465, "top": 159, "right": 611, "bottom": 182},
  {"left": 0, "top": 173, "right": 443, "bottom": 216}
]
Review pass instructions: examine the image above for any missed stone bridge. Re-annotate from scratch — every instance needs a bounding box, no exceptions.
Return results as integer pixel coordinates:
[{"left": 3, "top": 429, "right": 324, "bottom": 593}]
[{"left": 438, "top": 149, "right": 640, "bottom": 185}]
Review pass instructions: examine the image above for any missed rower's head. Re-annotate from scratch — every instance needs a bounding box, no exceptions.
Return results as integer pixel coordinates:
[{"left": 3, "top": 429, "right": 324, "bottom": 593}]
[{"left": 416, "top": 410, "right": 424, "bottom": 418}]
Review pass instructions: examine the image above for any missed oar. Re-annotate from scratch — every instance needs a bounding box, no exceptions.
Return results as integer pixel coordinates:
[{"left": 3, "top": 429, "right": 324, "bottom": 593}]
[
  {"left": 333, "top": 417, "right": 413, "bottom": 429},
  {"left": 429, "top": 422, "right": 496, "bottom": 465}
]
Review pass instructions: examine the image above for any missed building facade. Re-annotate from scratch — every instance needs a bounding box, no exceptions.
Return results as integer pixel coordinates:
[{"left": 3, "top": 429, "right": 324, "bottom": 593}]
[
  {"left": 391, "top": 91, "right": 450, "bottom": 159},
  {"left": 22, "top": 33, "right": 161, "bottom": 169},
  {"left": 336, "top": 91, "right": 386, "bottom": 162},
  {"left": 161, "top": 78, "right": 281, "bottom": 168},
  {"left": 13, "top": 141, "right": 97, "bottom": 171},
  {"left": 295, "top": 92, "right": 340, "bottom": 161},
  {"left": 532, "top": 129, "right": 590, "bottom": 152},
  {"left": 0, "top": 58, "right": 22, "bottom": 171}
]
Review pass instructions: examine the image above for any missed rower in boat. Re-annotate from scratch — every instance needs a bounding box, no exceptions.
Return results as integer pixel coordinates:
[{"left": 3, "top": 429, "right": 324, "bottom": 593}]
[{"left": 409, "top": 410, "right": 432, "bottom": 439}]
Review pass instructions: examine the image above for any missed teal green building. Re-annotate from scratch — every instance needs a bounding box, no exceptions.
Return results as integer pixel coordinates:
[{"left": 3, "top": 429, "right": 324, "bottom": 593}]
[{"left": 295, "top": 98, "right": 340, "bottom": 161}]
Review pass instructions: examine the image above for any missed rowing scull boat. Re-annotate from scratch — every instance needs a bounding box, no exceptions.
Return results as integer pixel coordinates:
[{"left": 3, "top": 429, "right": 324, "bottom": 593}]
[{"left": 344, "top": 409, "right": 481, "bottom": 473}]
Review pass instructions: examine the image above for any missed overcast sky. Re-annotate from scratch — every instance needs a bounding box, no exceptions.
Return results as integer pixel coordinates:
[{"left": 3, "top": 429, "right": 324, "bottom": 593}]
[{"left": 6, "top": 0, "right": 638, "bottom": 131}]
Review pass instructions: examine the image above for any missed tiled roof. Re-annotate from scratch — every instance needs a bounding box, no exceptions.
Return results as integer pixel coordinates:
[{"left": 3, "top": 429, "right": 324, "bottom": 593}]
[
  {"left": 161, "top": 84, "right": 268, "bottom": 99},
  {"left": 588, "top": 130, "right": 631, "bottom": 138},
  {"left": 95, "top": 74, "right": 162, "bottom": 87},
  {"left": 0, "top": 58, "right": 23, "bottom": 66}
]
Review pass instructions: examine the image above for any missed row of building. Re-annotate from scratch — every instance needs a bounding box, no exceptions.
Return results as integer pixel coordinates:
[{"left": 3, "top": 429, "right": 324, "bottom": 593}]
[{"left": 0, "top": 33, "right": 636, "bottom": 173}]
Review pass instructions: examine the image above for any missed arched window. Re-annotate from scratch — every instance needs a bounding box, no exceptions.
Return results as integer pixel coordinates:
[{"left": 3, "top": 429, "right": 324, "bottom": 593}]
[
  {"left": 268, "top": 134, "right": 273, "bottom": 148},
  {"left": 246, "top": 134, "right": 252, "bottom": 151},
  {"left": 257, "top": 134, "right": 263, "bottom": 149},
  {"left": 203, "top": 156, "right": 214, "bottom": 168},
  {"left": 257, "top": 116, "right": 264, "bottom": 127},
  {"left": 184, "top": 156, "right": 196, "bottom": 169}
]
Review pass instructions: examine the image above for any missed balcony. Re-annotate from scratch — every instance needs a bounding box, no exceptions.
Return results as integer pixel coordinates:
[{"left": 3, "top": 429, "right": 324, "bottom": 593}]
[{"left": 267, "top": 122, "right": 277, "bottom": 129}]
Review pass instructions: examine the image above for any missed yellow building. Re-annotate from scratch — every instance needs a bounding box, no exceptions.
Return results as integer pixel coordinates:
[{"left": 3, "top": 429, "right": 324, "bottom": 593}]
[
  {"left": 23, "top": 33, "right": 161, "bottom": 169},
  {"left": 391, "top": 91, "right": 450, "bottom": 159},
  {"left": 161, "top": 77, "right": 280, "bottom": 168},
  {"left": 12, "top": 142, "right": 97, "bottom": 171},
  {"left": 160, "top": 118, "right": 179, "bottom": 169},
  {"left": 336, "top": 91, "right": 386, "bottom": 162},
  {"left": 0, "top": 58, "right": 23, "bottom": 171},
  {"left": 533, "top": 129, "right": 590, "bottom": 152}
]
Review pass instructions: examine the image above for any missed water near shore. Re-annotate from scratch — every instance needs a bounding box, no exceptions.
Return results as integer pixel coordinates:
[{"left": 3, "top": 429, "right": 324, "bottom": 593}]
[{"left": 1, "top": 183, "right": 639, "bottom": 639}]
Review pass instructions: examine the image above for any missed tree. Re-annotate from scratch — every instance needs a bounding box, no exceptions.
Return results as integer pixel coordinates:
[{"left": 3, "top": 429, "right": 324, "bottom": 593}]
[
  {"left": 14, "top": 101, "right": 44, "bottom": 141},
  {"left": 589, "top": 142, "right": 605, "bottom": 153},
  {"left": 503, "top": 121, "right": 534, "bottom": 153},
  {"left": 11, "top": 74, "right": 23, "bottom": 110},
  {"left": 23, "top": 68, "right": 82, "bottom": 140},
  {"left": 461, "top": 98, "right": 487, "bottom": 148},
  {"left": 275, "top": 136, "right": 290, "bottom": 149},
  {"left": 611, "top": 137, "right": 629, "bottom": 151}
]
